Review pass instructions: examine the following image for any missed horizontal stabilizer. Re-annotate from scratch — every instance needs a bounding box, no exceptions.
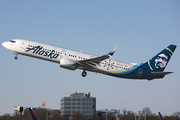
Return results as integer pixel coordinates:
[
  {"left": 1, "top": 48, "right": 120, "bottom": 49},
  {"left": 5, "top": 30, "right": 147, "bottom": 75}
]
[{"left": 151, "top": 72, "right": 173, "bottom": 75}]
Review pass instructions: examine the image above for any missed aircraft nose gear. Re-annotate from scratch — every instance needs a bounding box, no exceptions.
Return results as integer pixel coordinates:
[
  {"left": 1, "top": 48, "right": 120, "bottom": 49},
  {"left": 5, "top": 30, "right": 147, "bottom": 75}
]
[{"left": 82, "top": 70, "right": 87, "bottom": 77}]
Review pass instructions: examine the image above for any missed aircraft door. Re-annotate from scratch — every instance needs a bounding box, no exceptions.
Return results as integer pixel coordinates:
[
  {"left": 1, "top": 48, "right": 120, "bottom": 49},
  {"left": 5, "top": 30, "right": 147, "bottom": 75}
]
[
  {"left": 20, "top": 41, "right": 26, "bottom": 50},
  {"left": 138, "top": 68, "right": 143, "bottom": 77}
]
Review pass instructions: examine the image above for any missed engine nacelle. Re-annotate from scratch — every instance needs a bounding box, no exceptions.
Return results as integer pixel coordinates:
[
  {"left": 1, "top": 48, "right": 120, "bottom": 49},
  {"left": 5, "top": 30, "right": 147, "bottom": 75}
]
[{"left": 60, "top": 58, "right": 76, "bottom": 70}]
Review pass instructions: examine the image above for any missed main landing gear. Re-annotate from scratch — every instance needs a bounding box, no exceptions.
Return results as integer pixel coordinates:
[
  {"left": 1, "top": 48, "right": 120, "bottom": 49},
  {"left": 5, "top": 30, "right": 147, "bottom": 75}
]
[
  {"left": 14, "top": 55, "right": 18, "bottom": 60},
  {"left": 82, "top": 70, "right": 87, "bottom": 77},
  {"left": 10, "top": 51, "right": 18, "bottom": 60}
]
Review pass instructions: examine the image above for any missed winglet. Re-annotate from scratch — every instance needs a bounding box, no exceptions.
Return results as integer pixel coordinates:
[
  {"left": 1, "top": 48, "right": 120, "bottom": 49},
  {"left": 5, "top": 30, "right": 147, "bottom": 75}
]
[{"left": 108, "top": 46, "right": 118, "bottom": 56}]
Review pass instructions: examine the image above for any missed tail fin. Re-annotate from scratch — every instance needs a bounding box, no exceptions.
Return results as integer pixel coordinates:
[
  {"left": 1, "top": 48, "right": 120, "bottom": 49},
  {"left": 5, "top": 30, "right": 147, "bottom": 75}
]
[
  {"left": 143, "top": 44, "right": 176, "bottom": 72},
  {"left": 158, "top": 112, "right": 164, "bottom": 120},
  {"left": 29, "top": 108, "right": 38, "bottom": 120}
]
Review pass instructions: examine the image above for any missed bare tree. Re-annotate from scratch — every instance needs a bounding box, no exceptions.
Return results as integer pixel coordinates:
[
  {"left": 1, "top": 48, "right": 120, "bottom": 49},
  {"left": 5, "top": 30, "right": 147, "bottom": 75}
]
[
  {"left": 142, "top": 107, "right": 152, "bottom": 116},
  {"left": 1, "top": 107, "right": 180, "bottom": 120},
  {"left": 34, "top": 107, "right": 47, "bottom": 120},
  {"left": 50, "top": 111, "right": 62, "bottom": 120},
  {"left": 137, "top": 110, "right": 143, "bottom": 120},
  {"left": 0, "top": 113, "right": 21, "bottom": 120},
  {"left": 173, "top": 111, "right": 180, "bottom": 120},
  {"left": 101, "top": 113, "right": 115, "bottom": 120},
  {"left": 96, "top": 111, "right": 103, "bottom": 120},
  {"left": 0, "top": 114, "right": 11, "bottom": 120},
  {"left": 23, "top": 112, "right": 32, "bottom": 120},
  {"left": 126, "top": 110, "right": 135, "bottom": 119},
  {"left": 72, "top": 112, "right": 86, "bottom": 120},
  {"left": 122, "top": 108, "right": 127, "bottom": 116}
]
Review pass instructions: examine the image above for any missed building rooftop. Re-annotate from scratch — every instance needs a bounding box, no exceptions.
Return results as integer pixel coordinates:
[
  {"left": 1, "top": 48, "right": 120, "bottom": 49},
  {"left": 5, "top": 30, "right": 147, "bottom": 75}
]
[{"left": 65, "top": 91, "right": 91, "bottom": 98}]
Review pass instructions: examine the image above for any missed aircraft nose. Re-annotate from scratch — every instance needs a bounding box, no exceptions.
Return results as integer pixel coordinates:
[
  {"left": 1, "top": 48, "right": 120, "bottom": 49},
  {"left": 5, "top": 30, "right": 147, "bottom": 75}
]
[
  {"left": 2, "top": 42, "right": 5, "bottom": 47},
  {"left": 2, "top": 42, "right": 8, "bottom": 48}
]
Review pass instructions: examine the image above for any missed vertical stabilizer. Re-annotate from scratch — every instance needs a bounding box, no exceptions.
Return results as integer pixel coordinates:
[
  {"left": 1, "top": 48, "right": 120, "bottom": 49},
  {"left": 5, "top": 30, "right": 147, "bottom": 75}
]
[
  {"left": 29, "top": 108, "right": 38, "bottom": 120},
  {"left": 158, "top": 112, "right": 164, "bottom": 120},
  {"left": 142, "top": 44, "right": 176, "bottom": 72}
]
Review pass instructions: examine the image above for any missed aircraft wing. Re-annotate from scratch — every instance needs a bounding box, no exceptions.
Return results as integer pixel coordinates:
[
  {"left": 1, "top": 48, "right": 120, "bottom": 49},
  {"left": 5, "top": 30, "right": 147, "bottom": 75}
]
[
  {"left": 76, "top": 54, "right": 110, "bottom": 67},
  {"left": 76, "top": 46, "right": 118, "bottom": 68}
]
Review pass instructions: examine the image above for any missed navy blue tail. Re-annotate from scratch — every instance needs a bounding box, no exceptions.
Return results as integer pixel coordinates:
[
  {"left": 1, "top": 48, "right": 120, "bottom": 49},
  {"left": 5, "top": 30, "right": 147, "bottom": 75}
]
[
  {"left": 29, "top": 108, "right": 38, "bottom": 120},
  {"left": 158, "top": 112, "right": 164, "bottom": 120},
  {"left": 142, "top": 44, "right": 176, "bottom": 72}
]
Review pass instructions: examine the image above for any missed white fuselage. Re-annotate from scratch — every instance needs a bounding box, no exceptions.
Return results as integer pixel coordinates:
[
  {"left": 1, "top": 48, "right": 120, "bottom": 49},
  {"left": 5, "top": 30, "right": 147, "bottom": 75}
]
[
  {"left": 3, "top": 39, "right": 176, "bottom": 80},
  {"left": 2, "top": 39, "right": 136, "bottom": 77}
]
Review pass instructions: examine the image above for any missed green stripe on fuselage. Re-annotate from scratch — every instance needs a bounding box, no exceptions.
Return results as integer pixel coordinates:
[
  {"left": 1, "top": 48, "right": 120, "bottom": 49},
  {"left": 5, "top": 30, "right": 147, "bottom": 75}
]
[{"left": 110, "top": 65, "right": 135, "bottom": 74}]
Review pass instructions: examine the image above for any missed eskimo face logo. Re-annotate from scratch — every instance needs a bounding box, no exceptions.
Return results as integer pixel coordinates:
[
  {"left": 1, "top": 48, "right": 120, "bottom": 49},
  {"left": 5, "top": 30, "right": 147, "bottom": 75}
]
[{"left": 155, "top": 54, "right": 168, "bottom": 68}]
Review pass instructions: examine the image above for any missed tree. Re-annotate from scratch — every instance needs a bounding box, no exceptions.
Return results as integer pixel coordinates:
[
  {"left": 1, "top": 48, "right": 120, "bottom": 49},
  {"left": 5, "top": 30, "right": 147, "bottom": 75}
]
[
  {"left": 0, "top": 113, "right": 21, "bottom": 120},
  {"left": 142, "top": 107, "right": 152, "bottom": 116},
  {"left": 122, "top": 108, "right": 127, "bottom": 116},
  {"left": 34, "top": 107, "right": 47, "bottom": 120},
  {"left": 101, "top": 113, "right": 115, "bottom": 120},
  {"left": 0, "top": 114, "right": 11, "bottom": 120},
  {"left": 50, "top": 111, "right": 63, "bottom": 120},
  {"left": 96, "top": 111, "right": 103, "bottom": 120},
  {"left": 126, "top": 110, "right": 135, "bottom": 120},
  {"left": 173, "top": 111, "right": 180, "bottom": 120},
  {"left": 72, "top": 112, "right": 86, "bottom": 120},
  {"left": 137, "top": 110, "right": 144, "bottom": 120}
]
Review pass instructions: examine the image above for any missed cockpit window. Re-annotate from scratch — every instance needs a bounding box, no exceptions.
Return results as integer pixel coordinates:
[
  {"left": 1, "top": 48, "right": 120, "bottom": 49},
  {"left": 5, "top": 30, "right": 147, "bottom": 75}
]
[{"left": 10, "top": 40, "right": 16, "bottom": 43}]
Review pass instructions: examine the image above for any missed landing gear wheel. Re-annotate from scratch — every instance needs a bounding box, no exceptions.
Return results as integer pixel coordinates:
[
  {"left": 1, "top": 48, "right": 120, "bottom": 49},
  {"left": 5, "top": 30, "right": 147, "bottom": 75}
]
[
  {"left": 82, "top": 71, "right": 87, "bottom": 77},
  {"left": 15, "top": 56, "right": 18, "bottom": 60}
]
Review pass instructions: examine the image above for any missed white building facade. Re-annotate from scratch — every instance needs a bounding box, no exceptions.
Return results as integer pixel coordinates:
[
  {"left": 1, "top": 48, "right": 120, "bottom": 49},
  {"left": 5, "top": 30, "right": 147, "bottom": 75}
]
[{"left": 60, "top": 91, "right": 96, "bottom": 119}]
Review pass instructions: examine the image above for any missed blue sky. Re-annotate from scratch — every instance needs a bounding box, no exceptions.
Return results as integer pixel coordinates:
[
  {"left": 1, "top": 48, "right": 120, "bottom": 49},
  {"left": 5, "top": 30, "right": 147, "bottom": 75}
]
[{"left": 0, "top": 0, "right": 180, "bottom": 116}]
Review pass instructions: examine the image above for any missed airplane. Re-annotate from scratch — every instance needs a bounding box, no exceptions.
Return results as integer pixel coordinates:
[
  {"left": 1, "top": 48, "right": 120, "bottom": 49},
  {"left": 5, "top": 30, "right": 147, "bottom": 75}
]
[
  {"left": 2, "top": 39, "right": 177, "bottom": 80},
  {"left": 158, "top": 112, "right": 164, "bottom": 120},
  {"left": 29, "top": 108, "right": 38, "bottom": 120}
]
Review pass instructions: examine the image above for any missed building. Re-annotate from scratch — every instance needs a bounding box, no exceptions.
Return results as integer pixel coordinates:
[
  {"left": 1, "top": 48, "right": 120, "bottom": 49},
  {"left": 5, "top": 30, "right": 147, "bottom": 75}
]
[{"left": 60, "top": 91, "right": 96, "bottom": 119}]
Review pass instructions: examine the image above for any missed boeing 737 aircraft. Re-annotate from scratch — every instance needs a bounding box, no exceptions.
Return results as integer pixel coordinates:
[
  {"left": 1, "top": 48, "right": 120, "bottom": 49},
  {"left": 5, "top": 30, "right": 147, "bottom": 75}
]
[{"left": 2, "top": 39, "right": 176, "bottom": 80}]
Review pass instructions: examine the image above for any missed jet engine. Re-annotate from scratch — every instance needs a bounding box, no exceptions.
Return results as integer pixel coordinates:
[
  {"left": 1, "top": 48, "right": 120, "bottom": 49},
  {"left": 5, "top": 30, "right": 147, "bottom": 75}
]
[{"left": 60, "top": 58, "right": 77, "bottom": 70}]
